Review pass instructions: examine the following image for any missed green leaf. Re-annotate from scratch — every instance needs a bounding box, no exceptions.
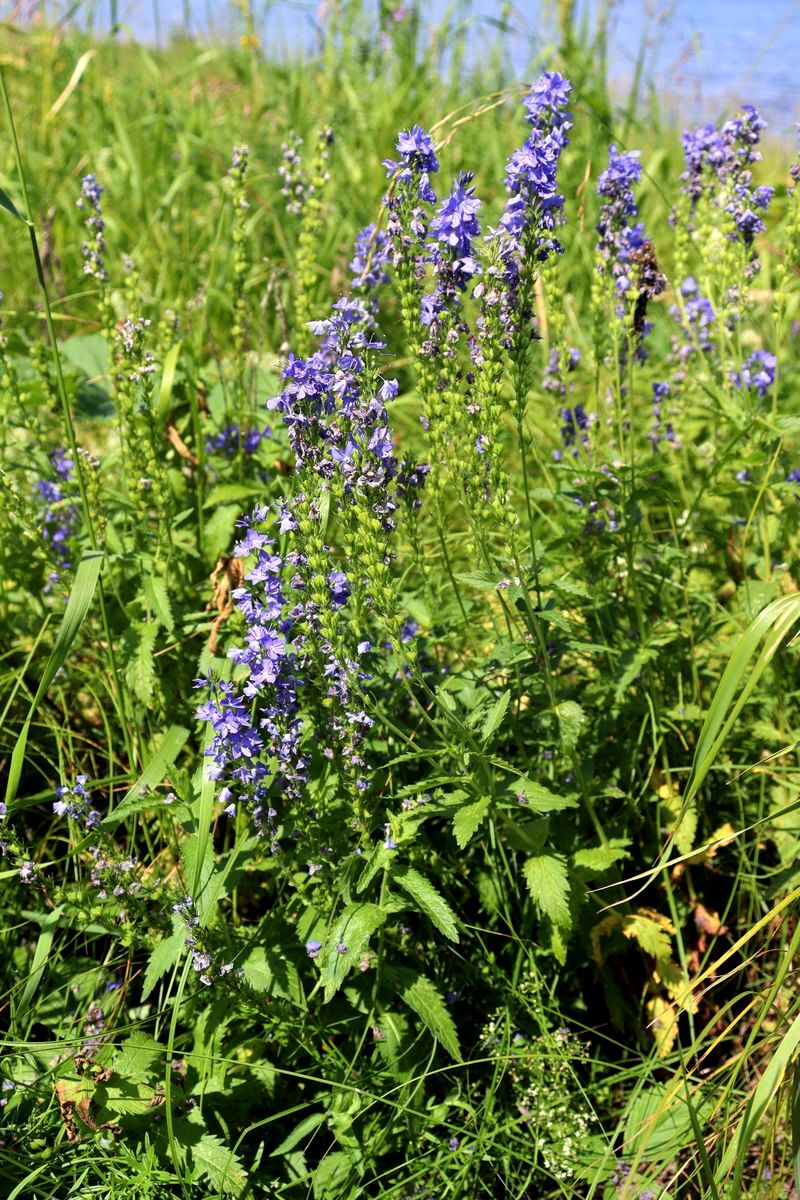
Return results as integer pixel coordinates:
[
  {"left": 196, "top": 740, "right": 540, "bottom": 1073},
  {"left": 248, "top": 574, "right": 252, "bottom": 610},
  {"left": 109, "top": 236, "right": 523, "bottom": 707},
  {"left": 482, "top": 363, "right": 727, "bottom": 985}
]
[
  {"left": 319, "top": 903, "right": 387, "bottom": 1001},
  {"left": 455, "top": 570, "right": 500, "bottom": 590},
  {"left": 505, "top": 775, "right": 577, "bottom": 814},
  {"left": 554, "top": 700, "right": 585, "bottom": 754},
  {"left": 401, "top": 975, "right": 462, "bottom": 1062},
  {"left": 625, "top": 1085, "right": 698, "bottom": 1157},
  {"left": 452, "top": 796, "right": 490, "bottom": 849},
  {"left": 523, "top": 853, "right": 571, "bottom": 928},
  {"left": 190, "top": 1131, "right": 248, "bottom": 1196},
  {"left": 6, "top": 551, "right": 102, "bottom": 806},
  {"left": 143, "top": 574, "right": 174, "bottom": 633},
  {"left": 394, "top": 868, "right": 459, "bottom": 942},
  {"left": 481, "top": 690, "right": 510, "bottom": 743},
  {"left": 16, "top": 906, "right": 62, "bottom": 1018},
  {"left": 112, "top": 1033, "right": 164, "bottom": 1082},
  {"left": 142, "top": 925, "right": 185, "bottom": 1001},
  {"left": 203, "top": 503, "right": 241, "bottom": 561},
  {"left": 95, "top": 1079, "right": 155, "bottom": 1116},
  {"left": 101, "top": 724, "right": 189, "bottom": 829},
  {"left": 573, "top": 841, "right": 630, "bottom": 874},
  {"left": 122, "top": 620, "right": 157, "bottom": 705},
  {"left": 156, "top": 338, "right": 183, "bottom": 422},
  {"left": 241, "top": 946, "right": 300, "bottom": 1002},
  {"left": 0, "top": 185, "right": 24, "bottom": 222}
]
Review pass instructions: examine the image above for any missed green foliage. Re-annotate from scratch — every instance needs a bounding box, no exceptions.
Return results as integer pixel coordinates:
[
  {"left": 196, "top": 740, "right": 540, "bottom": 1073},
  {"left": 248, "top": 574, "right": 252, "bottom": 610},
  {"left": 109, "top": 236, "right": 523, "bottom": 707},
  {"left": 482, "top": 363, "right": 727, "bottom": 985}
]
[{"left": 2, "top": 2, "right": 800, "bottom": 1198}]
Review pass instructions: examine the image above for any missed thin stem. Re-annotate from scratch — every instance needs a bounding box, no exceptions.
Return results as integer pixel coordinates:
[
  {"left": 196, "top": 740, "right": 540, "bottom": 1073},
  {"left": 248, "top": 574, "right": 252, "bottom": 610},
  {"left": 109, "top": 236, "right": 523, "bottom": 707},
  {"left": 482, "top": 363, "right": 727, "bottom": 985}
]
[{"left": 0, "top": 65, "right": 137, "bottom": 773}]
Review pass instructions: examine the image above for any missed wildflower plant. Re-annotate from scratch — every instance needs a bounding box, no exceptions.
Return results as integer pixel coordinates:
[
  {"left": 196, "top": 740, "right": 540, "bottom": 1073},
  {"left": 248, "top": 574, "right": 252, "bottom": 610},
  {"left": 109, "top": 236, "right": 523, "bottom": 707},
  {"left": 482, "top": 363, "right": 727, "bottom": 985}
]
[{"left": 4, "top": 25, "right": 800, "bottom": 1200}]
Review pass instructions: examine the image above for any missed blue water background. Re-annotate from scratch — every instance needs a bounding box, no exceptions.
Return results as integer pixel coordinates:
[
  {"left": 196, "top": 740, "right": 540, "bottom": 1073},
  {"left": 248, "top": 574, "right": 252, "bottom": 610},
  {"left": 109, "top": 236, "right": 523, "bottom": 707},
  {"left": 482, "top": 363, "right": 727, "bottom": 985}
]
[{"left": 27, "top": 1, "right": 800, "bottom": 133}]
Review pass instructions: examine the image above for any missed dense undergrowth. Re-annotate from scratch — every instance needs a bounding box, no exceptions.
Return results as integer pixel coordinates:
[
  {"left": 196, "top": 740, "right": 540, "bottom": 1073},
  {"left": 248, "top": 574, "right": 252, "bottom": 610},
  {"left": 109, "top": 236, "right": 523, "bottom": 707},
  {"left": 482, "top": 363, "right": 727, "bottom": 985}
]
[{"left": 3, "top": 3, "right": 800, "bottom": 1198}]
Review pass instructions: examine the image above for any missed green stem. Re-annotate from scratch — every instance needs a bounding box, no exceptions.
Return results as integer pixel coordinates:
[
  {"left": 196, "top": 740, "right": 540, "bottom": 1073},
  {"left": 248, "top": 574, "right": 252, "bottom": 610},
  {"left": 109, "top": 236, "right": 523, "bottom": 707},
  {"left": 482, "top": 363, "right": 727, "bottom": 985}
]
[{"left": 0, "top": 65, "right": 137, "bottom": 773}]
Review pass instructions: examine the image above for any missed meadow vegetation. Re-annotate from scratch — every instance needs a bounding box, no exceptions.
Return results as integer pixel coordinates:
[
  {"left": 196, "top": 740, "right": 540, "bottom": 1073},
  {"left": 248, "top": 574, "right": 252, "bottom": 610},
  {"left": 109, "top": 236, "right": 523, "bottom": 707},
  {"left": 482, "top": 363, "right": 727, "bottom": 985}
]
[{"left": 2, "top": 3, "right": 800, "bottom": 1197}]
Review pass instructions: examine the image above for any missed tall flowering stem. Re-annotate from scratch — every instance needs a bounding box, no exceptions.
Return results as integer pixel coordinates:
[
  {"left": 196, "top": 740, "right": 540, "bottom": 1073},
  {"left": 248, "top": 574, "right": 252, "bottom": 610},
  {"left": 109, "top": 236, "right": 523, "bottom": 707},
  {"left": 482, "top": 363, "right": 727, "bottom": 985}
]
[
  {"left": 198, "top": 297, "right": 413, "bottom": 849},
  {"left": 225, "top": 145, "right": 250, "bottom": 420},
  {"left": 292, "top": 128, "right": 335, "bottom": 356},
  {"left": 477, "top": 72, "right": 572, "bottom": 527}
]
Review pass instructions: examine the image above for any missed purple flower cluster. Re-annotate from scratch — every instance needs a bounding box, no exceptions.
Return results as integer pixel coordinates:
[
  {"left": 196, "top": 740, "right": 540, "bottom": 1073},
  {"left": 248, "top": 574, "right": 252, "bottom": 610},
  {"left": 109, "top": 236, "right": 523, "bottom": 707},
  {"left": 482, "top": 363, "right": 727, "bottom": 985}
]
[
  {"left": 269, "top": 299, "right": 399, "bottom": 528},
  {"left": 423, "top": 171, "right": 482, "bottom": 325},
  {"left": 555, "top": 403, "right": 592, "bottom": 459},
  {"left": 350, "top": 224, "right": 391, "bottom": 305},
  {"left": 648, "top": 381, "right": 677, "bottom": 448},
  {"left": 680, "top": 105, "right": 773, "bottom": 258},
  {"left": 488, "top": 72, "right": 572, "bottom": 331},
  {"left": 88, "top": 845, "right": 143, "bottom": 910},
  {"left": 36, "top": 446, "right": 79, "bottom": 589},
  {"left": 279, "top": 133, "right": 305, "bottom": 215},
  {"left": 671, "top": 277, "right": 715, "bottom": 364},
  {"left": 596, "top": 146, "right": 645, "bottom": 302},
  {"left": 205, "top": 423, "right": 272, "bottom": 457},
  {"left": 543, "top": 346, "right": 580, "bottom": 396},
  {"left": 54, "top": 775, "right": 100, "bottom": 830},
  {"left": 732, "top": 349, "right": 776, "bottom": 396},
  {"left": 76, "top": 174, "right": 108, "bottom": 282},
  {"left": 383, "top": 126, "right": 440, "bottom": 204}
]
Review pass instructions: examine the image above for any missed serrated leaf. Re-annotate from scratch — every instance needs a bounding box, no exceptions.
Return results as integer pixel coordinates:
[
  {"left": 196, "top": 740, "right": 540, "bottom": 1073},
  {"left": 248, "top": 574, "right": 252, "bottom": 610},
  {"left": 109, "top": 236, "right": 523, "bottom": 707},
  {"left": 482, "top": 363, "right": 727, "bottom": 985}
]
[
  {"left": 203, "top": 503, "right": 241, "bottom": 560},
  {"left": 454, "top": 570, "right": 498, "bottom": 590},
  {"left": 623, "top": 909, "right": 674, "bottom": 962},
  {"left": 112, "top": 1033, "right": 163, "bottom": 1082},
  {"left": 401, "top": 975, "right": 462, "bottom": 1062},
  {"left": 554, "top": 700, "right": 585, "bottom": 754},
  {"left": 95, "top": 1078, "right": 155, "bottom": 1116},
  {"left": 523, "top": 853, "right": 571, "bottom": 928},
  {"left": 572, "top": 841, "right": 630, "bottom": 874},
  {"left": 142, "top": 925, "right": 185, "bottom": 1000},
  {"left": 481, "top": 690, "right": 510, "bottom": 743},
  {"left": 101, "top": 724, "right": 189, "bottom": 829},
  {"left": 241, "top": 947, "right": 300, "bottom": 1001},
  {"left": 319, "top": 903, "right": 386, "bottom": 1001},
  {"left": 122, "top": 620, "right": 157, "bottom": 705},
  {"left": 190, "top": 1131, "right": 248, "bottom": 1196},
  {"left": 393, "top": 868, "right": 459, "bottom": 942},
  {"left": 505, "top": 775, "right": 577, "bottom": 814},
  {"left": 452, "top": 796, "right": 490, "bottom": 848},
  {"left": 143, "top": 574, "right": 174, "bottom": 633}
]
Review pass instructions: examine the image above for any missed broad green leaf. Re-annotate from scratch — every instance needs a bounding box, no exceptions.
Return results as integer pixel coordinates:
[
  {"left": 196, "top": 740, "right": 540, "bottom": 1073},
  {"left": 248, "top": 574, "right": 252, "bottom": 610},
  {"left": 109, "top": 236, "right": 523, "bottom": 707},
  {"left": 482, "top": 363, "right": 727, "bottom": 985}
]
[
  {"left": 401, "top": 975, "right": 462, "bottom": 1062},
  {"left": 203, "top": 502, "right": 241, "bottom": 560},
  {"left": 6, "top": 551, "right": 102, "bottom": 805},
  {"left": 623, "top": 911, "right": 673, "bottom": 961},
  {"left": 190, "top": 1131, "right": 248, "bottom": 1196},
  {"left": 393, "top": 868, "right": 459, "bottom": 942},
  {"left": 452, "top": 796, "right": 490, "bottom": 849},
  {"left": 95, "top": 1078, "right": 155, "bottom": 1116},
  {"left": 112, "top": 1033, "right": 164, "bottom": 1082},
  {"left": 241, "top": 946, "right": 300, "bottom": 1001},
  {"left": 481, "top": 690, "right": 510, "bottom": 743},
  {"left": 573, "top": 841, "right": 630, "bottom": 874},
  {"left": 505, "top": 775, "right": 577, "bottom": 814},
  {"left": 625, "top": 1085, "right": 698, "bottom": 1157},
  {"left": 142, "top": 925, "right": 185, "bottom": 1000},
  {"left": 454, "top": 570, "right": 499, "bottom": 590},
  {"left": 523, "top": 853, "right": 571, "bottom": 928},
  {"left": 320, "top": 903, "right": 387, "bottom": 1001},
  {"left": 101, "top": 724, "right": 189, "bottom": 829}
]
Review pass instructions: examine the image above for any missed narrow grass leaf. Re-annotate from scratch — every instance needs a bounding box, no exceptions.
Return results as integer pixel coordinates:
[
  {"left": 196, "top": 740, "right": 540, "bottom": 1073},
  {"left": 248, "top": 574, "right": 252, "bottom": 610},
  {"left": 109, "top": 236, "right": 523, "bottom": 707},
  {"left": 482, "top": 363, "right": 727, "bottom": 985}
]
[{"left": 5, "top": 551, "right": 102, "bottom": 805}]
